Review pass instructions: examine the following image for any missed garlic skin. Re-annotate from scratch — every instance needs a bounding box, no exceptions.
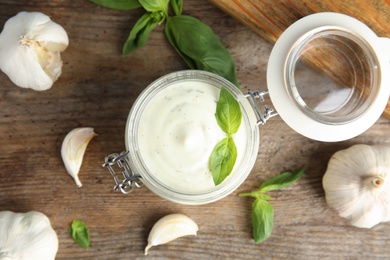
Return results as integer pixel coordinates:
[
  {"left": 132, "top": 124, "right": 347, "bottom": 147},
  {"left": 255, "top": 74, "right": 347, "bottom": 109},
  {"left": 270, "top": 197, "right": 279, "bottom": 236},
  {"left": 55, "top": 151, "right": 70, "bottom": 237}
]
[
  {"left": 0, "top": 11, "right": 68, "bottom": 91},
  {"left": 145, "top": 213, "right": 199, "bottom": 255},
  {"left": 323, "top": 144, "right": 390, "bottom": 228},
  {"left": 0, "top": 211, "right": 58, "bottom": 260},
  {"left": 61, "top": 127, "right": 97, "bottom": 187}
]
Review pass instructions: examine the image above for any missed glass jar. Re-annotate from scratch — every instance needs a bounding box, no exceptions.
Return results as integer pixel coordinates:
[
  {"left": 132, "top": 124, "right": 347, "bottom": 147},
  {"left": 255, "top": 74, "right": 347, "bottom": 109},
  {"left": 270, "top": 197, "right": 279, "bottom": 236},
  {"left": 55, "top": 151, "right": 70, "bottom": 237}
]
[{"left": 124, "top": 70, "right": 260, "bottom": 205}]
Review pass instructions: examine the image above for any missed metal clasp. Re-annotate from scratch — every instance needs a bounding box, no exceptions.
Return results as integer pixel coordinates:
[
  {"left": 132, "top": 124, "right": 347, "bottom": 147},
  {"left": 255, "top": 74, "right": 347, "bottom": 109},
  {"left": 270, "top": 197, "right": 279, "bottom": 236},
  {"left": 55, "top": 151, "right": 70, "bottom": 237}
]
[
  {"left": 245, "top": 90, "right": 278, "bottom": 125},
  {"left": 102, "top": 151, "right": 142, "bottom": 194}
]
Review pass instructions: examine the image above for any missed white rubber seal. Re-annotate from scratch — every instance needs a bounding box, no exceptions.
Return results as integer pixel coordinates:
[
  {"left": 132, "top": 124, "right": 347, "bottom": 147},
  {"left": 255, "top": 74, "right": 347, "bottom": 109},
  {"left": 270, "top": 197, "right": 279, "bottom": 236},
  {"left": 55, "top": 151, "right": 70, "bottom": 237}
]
[{"left": 267, "top": 12, "right": 390, "bottom": 142}]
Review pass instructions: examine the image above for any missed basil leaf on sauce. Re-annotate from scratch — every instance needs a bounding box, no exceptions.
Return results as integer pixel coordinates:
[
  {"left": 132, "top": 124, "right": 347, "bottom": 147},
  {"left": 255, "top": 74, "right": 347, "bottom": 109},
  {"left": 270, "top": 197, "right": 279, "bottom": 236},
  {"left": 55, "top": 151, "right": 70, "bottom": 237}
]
[
  {"left": 239, "top": 168, "right": 304, "bottom": 243},
  {"left": 89, "top": 0, "right": 141, "bottom": 10},
  {"left": 170, "top": 0, "right": 183, "bottom": 16},
  {"left": 252, "top": 199, "right": 274, "bottom": 243},
  {"left": 123, "top": 12, "right": 162, "bottom": 55},
  {"left": 139, "top": 0, "right": 169, "bottom": 12},
  {"left": 165, "top": 15, "right": 239, "bottom": 86},
  {"left": 209, "top": 136, "right": 237, "bottom": 185},
  {"left": 69, "top": 219, "right": 90, "bottom": 249},
  {"left": 215, "top": 88, "right": 242, "bottom": 135}
]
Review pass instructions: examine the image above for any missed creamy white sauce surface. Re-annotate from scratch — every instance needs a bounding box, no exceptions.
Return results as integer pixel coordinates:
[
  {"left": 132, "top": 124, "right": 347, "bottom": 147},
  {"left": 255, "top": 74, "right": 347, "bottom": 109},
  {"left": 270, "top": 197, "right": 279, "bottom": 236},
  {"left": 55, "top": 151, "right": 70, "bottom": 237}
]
[{"left": 138, "top": 81, "right": 249, "bottom": 192}]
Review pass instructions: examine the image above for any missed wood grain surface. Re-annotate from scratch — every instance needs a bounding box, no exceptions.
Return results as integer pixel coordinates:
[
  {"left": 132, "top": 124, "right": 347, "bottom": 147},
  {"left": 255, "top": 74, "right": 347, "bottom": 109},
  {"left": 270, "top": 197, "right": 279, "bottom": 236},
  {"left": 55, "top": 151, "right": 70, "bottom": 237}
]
[
  {"left": 208, "top": 0, "right": 390, "bottom": 118},
  {"left": 0, "top": 0, "right": 389, "bottom": 259}
]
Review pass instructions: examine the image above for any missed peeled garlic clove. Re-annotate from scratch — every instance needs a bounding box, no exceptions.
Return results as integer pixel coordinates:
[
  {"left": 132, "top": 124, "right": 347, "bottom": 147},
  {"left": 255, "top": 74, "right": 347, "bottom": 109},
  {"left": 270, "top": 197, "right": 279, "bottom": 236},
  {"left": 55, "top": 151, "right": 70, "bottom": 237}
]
[
  {"left": 323, "top": 144, "right": 390, "bottom": 228},
  {"left": 61, "top": 128, "right": 97, "bottom": 187},
  {"left": 145, "top": 213, "right": 199, "bottom": 255},
  {"left": 0, "top": 11, "right": 68, "bottom": 91}
]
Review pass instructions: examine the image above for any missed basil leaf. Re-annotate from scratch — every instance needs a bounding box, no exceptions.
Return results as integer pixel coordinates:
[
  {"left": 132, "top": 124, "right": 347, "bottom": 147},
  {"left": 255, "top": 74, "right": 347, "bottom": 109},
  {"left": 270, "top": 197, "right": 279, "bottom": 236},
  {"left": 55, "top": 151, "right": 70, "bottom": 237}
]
[
  {"left": 69, "top": 219, "right": 90, "bottom": 249},
  {"left": 259, "top": 168, "right": 304, "bottom": 193},
  {"left": 170, "top": 0, "right": 183, "bottom": 16},
  {"left": 123, "top": 12, "right": 161, "bottom": 55},
  {"left": 165, "top": 15, "right": 238, "bottom": 86},
  {"left": 209, "top": 136, "right": 237, "bottom": 185},
  {"left": 215, "top": 88, "right": 242, "bottom": 135},
  {"left": 89, "top": 0, "right": 141, "bottom": 10},
  {"left": 252, "top": 199, "right": 274, "bottom": 243},
  {"left": 139, "top": 0, "right": 169, "bottom": 12}
]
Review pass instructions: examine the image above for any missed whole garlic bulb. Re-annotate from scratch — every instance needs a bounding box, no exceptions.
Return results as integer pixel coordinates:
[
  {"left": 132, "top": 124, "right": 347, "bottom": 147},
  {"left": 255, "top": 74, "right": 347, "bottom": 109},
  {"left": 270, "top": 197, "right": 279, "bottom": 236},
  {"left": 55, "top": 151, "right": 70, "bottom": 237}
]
[
  {"left": 0, "top": 11, "right": 68, "bottom": 91},
  {"left": 323, "top": 144, "right": 390, "bottom": 228},
  {"left": 0, "top": 211, "right": 58, "bottom": 259}
]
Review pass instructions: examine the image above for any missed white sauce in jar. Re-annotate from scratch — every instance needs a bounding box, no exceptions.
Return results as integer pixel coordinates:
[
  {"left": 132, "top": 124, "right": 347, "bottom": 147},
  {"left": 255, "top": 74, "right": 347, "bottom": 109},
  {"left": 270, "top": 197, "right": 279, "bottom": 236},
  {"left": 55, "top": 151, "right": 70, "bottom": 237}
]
[{"left": 138, "top": 80, "right": 249, "bottom": 193}]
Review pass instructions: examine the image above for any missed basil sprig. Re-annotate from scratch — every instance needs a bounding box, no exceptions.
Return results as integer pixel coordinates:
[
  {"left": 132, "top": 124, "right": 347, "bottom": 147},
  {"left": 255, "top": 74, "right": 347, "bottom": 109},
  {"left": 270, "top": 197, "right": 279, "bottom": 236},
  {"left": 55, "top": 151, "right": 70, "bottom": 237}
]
[
  {"left": 69, "top": 219, "right": 90, "bottom": 249},
  {"left": 89, "top": 0, "right": 238, "bottom": 85},
  {"left": 90, "top": 0, "right": 242, "bottom": 185},
  {"left": 209, "top": 88, "right": 242, "bottom": 185},
  {"left": 239, "top": 168, "right": 304, "bottom": 243}
]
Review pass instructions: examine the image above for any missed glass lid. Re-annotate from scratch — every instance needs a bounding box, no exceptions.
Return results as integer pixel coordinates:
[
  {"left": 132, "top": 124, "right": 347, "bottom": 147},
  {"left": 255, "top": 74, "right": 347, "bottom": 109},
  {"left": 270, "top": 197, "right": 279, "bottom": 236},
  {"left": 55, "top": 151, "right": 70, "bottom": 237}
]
[{"left": 267, "top": 12, "right": 390, "bottom": 142}]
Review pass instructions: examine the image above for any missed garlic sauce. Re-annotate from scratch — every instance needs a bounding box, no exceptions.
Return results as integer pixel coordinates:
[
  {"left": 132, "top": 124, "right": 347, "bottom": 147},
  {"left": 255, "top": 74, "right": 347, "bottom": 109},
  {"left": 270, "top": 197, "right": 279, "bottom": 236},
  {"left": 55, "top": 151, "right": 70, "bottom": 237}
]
[{"left": 137, "top": 80, "right": 249, "bottom": 193}]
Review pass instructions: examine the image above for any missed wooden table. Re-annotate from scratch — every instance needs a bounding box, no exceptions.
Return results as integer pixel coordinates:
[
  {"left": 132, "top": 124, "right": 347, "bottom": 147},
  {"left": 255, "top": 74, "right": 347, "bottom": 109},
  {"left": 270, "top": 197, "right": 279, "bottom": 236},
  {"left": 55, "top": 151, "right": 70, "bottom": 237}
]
[{"left": 0, "top": 0, "right": 389, "bottom": 259}]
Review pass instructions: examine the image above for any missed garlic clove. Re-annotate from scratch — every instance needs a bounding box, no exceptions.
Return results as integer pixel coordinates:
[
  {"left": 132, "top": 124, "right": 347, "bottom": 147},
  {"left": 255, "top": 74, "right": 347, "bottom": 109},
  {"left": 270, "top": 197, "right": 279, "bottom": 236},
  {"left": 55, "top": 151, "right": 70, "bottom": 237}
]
[
  {"left": 0, "top": 11, "right": 68, "bottom": 91},
  {"left": 145, "top": 213, "right": 199, "bottom": 255},
  {"left": 61, "top": 127, "right": 97, "bottom": 187}
]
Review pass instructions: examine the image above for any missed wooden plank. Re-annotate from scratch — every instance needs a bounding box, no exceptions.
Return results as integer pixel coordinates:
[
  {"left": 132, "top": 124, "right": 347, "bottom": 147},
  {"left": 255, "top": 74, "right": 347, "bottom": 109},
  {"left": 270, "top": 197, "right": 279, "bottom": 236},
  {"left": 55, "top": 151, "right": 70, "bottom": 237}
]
[
  {"left": 0, "top": 1, "right": 390, "bottom": 259},
  {"left": 208, "top": 0, "right": 390, "bottom": 42},
  {"left": 208, "top": 0, "right": 390, "bottom": 118}
]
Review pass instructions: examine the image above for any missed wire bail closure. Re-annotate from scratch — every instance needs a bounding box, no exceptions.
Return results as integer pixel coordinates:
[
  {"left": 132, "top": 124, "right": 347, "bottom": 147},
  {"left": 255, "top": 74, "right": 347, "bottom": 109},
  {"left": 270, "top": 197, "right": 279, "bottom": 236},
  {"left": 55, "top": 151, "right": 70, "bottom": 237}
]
[
  {"left": 102, "top": 151, "right": 142, "bottom": 194},
  {"left": 245, "top": 90, "right": 278, "bottom": 125}
]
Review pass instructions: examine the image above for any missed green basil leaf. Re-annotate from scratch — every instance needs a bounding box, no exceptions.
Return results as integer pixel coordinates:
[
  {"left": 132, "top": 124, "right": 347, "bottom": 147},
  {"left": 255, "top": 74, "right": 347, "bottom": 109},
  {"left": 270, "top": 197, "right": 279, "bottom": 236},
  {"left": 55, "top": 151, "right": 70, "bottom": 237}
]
[
  {"left": 259, "top": 168, "right": 304, "bottom": 193},
  {"left": 165, "top": 15, "right": 238, "bottom": 86},
  {"left": 209, "top": 136, "right": 237, "bottom": 185},
  {"left": 252, "top": 199, "right": 274, "bottom": 243},
  {"left": 170, "top": 0, "right": 183, "bottom": 15},
  {"left": 139, "top": 0, "right": 169, "bottom": 12},
  {"left": 69, "top": 219, "right": 90, "bottom": 249},
  {"left": 123, "top": 12, "right": 161, "bottom": 55},
  {"left": 215, "top": 88, "right": 242, "bottom": 134},
  {"left": 89, "top": 0, "right": 141, "bottom": 10}
]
